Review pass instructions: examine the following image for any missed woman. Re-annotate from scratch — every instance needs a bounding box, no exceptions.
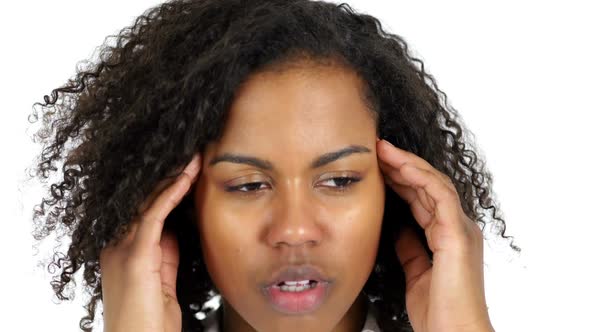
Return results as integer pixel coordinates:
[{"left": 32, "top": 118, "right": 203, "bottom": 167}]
[{"left": 29, "top": 0, "right": 519, "bottom": 331}]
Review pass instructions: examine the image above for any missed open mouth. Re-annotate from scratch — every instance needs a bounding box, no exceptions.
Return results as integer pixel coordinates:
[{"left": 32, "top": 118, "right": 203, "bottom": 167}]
[{"left": 274, "top": 279, "right": 319, "bottom": 292}]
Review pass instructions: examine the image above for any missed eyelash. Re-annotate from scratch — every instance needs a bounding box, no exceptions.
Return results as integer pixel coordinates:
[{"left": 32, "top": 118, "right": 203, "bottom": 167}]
[{"left": 226, "top": 176, "right": 361, "bottom": 194}]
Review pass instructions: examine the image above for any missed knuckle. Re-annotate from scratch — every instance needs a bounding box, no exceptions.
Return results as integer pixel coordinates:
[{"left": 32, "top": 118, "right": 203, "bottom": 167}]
[
  {"left": 428, "top": 165, "right": 452, "bottom": 185},
  {"left": 400, "top": 162, "right": 415, "bottom": 173},
  {"left": 446, "top": 217, "right": 483, "bottom": 253},
  {"left": 169, "top": 191, "right": 183, "bottom": 206},
  {"left": 441, "top": 186, "right": 459, "bottom": 203},
  {"left": 440, "top": 173, "right": 453, "bottom": 186},
  {"left": 164, "top": 196, "right": 182, "bottom": 212},
  {"left": 167, "top": 188, "right": 185, "bottom": 208}
]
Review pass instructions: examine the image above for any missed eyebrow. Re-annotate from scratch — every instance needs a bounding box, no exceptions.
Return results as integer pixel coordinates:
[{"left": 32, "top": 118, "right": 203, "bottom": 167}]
[{"left": 209, "top": 144, "right": 371, "bottom": 171}]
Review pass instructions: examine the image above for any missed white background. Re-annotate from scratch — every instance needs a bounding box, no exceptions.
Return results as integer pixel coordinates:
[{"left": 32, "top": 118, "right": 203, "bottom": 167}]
[{"left": 1, "top": 0, "right": 588, "bottom": 331}]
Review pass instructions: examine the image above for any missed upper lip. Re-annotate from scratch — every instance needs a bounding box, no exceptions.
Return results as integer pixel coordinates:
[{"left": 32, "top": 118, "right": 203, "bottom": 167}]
[{"left": 263, "top": 264, "right": 331, "bottom": 288}]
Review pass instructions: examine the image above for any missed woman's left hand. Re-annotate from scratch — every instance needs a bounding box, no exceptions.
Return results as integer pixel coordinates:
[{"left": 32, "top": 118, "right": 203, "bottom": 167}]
[{"left": 376, "top": 138, "right": 494, "bottom": 332}]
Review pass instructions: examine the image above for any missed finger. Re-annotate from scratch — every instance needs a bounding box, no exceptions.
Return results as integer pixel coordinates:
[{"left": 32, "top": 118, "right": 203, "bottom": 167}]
[
  {"left": 380, "top": 160, "right": 437, "bottom": 223},
  {"left": 386, "top": 179, "right": 434, "bottom": 225},
  {"left": 378, "top": 158, "right": 413, "bottom": 187},
  {"left": 377, "top": 139, "right": 454, "bottom": 191},
  {"left": 395, "top": 227, "right": 432, "bottom": 290},
  {"left": 137, "top": 159, "right": 200, "bottom": 214},
  {"left": 160, "top": 228, "right": 180, "bottom": 298},
  {"left": 135, "top": 154, "right": 201, "bottom": 248},
  {"left": 137, "top": 177, "right": 177, "bottom": 215},
  {"left": 378, "top": 153, "right": 454, "bottom": 203},
  {"left": 417, "top": 187, "right": 436, "bottom": 214},
  {"left": 400, "top": 163, "right": 463, "bottom": 229}
]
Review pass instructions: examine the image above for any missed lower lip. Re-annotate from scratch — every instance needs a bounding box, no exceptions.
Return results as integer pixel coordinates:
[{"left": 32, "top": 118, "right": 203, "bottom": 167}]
[{"left": 263, "top": 281, "right": 330, "bottom": 315}]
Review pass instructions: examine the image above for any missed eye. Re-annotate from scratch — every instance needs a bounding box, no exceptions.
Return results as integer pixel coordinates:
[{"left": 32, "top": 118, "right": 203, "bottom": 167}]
[
  {"left": 318, "top": 176, "right": 361, "bottom": 191},
  {"left": 226, "top": 176, "right": 361, "bottom": 194},
  {"left": 226, "top": 182, "right": 270, "bottom": 193},
  {"left": 225, "top": 176, "right": 361, "bottom": 194}
]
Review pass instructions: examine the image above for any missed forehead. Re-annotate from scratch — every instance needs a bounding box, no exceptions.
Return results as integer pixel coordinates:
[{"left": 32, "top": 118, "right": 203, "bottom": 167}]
[{"left": 220, "top": 64, "right": 376, "bottom": 146}]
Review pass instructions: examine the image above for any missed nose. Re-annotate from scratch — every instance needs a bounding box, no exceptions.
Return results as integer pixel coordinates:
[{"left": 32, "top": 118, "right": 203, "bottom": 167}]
[{"left": 264, "top": 178, "right": 323, "bottom": 249}]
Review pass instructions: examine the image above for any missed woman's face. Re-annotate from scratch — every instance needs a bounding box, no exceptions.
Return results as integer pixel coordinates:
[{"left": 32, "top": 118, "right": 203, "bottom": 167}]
[{"left": 193, "top": 62, "right": 386, "bottom": 332}]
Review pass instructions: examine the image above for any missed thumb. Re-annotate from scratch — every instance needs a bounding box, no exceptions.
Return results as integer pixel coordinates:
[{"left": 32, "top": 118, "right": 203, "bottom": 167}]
[
  {"left": 395, "top": 227, "right": 432, "bottom": 290},
  {"left": 160, "top": 228, "right": 180, "bottom": 300}
]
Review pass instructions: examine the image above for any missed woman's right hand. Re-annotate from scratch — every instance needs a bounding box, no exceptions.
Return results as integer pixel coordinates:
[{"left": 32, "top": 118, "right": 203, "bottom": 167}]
[{"left": 99, "top": 154, "right": 202, "bottom": 332}]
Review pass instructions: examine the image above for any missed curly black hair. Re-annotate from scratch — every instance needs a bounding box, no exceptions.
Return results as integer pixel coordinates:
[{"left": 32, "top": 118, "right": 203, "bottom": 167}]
[{"left": 28, "top": 0, "right": 520, "bottom": 331}]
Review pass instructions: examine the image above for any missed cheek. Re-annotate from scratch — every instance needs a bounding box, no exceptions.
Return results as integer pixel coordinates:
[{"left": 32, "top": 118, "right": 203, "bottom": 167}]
[
  {"left": 198, "top": 213, "right": 258, "bottom": 301},
  {"left": 325, "top": 173, "right": 385, "bottom": 279},
  {"left": 329, "top": 200, "right": 382, "bottom": 268},
  {"left": 194, "top": 180, "right": 259, "bottom": 297}
]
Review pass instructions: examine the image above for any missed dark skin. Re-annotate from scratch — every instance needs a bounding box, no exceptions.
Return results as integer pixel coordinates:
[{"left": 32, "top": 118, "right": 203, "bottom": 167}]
[
  {"left": 99, "top": 60, "right": 494, "bottom": 332},
  {"left": 193, "top": 63, "right": 385, "bottom": 332}
]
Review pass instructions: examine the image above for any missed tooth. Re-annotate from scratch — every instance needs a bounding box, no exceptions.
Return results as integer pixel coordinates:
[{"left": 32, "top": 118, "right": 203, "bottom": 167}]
[
  {"left": 284, "top": 280, "right": 310, "bottom": 285},
  {"left": 279, "top": 282, "right": 314, "bottom": 292}
]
